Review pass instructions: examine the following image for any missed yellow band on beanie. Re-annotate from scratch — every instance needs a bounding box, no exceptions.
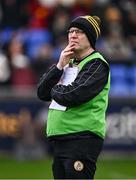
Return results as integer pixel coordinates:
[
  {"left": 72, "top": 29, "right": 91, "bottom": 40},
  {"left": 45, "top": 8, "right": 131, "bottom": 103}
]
[{"left": 83, "top": 16, "right": 101, "bottom": 38}]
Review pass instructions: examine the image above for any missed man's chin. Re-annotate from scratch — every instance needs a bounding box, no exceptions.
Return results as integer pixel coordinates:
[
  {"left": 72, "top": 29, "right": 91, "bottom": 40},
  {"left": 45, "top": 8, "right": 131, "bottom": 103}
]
[{"left": 73, "top": 47, "right": 80, "bottom": 52}]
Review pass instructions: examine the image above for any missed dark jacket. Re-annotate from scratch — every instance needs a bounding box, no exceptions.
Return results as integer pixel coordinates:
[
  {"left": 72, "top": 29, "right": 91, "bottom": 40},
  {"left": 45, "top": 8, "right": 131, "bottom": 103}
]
[{"left": 37, "top": 54, "right": 109, "bottom": 107}]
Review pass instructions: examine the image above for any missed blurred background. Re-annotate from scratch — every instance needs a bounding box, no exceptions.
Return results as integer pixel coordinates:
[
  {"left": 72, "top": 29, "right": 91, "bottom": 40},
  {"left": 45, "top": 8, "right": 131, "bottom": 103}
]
[{"left": 0, "top": 0, "right": 136, "bottom": 179}]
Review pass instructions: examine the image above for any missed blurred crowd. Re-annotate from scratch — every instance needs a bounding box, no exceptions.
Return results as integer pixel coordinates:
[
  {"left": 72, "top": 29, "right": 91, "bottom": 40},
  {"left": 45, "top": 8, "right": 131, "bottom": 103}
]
[{"left": 0, "top": 0, "right": 136, "bottom": 90}]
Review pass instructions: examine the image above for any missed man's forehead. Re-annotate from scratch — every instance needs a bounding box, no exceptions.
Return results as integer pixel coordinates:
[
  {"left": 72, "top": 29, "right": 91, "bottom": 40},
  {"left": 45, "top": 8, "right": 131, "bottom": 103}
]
[{"left": 69, "top": 27, "right": 81, "bottom": 30}]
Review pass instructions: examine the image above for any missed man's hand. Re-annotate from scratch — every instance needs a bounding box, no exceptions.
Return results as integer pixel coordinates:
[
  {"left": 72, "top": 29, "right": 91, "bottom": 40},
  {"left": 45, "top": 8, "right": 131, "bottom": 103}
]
[{"left": 57, "top": 43, "right": 75, "bottom": 70}]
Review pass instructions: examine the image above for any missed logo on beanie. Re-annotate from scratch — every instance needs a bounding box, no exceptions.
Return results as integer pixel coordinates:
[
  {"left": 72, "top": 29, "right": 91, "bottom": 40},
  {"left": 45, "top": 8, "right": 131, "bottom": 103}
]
[{"left": 74, "top": 160, "right": 84, "bottom": 171}]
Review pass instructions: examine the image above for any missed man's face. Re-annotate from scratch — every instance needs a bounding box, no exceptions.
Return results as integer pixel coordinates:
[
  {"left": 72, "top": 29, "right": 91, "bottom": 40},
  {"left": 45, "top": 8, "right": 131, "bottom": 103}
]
[{"left": 68, "top": 27, "right": 91, "bottom": 52}]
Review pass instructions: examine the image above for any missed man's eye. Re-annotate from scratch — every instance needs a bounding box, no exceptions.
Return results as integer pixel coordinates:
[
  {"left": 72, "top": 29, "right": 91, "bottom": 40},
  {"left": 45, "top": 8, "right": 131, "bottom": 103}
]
[{"left": 68, "top": 30, "right": 84, "bottom": 34}]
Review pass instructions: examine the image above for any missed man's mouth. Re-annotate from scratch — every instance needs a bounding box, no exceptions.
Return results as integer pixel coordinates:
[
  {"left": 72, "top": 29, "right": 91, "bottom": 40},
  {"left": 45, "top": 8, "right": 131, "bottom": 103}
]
[{"left": 71, "top": 41, "right": 78, "bottom": 44}]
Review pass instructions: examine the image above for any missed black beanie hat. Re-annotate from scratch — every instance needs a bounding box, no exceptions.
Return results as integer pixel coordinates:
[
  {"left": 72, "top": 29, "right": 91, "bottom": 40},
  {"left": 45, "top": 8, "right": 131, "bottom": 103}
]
[{"left": 68, "top": 15, "right": 101, "bottom": 49}]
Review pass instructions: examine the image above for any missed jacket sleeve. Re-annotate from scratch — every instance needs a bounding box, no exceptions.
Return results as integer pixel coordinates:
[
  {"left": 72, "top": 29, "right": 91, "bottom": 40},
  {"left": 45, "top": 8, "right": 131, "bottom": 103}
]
[
  {"left": 51, "top": 59, "right": 109, "bottom": 107},
  {"left": 37, "top": 64, "right": 63, "bottom": 101}
]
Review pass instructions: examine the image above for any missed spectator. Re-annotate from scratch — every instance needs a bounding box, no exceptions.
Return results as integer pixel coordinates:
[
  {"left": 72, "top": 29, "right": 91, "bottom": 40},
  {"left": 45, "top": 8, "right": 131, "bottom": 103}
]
[
  {"left": 98, "top": 5, "right": 133, "bottom": 61},
  {"left": 7, "top": 38, "right": 36, "bottom": 89},
  {"left": 0, "top": 50, "right": 11, "bottom": 87},
  {"left": 125, "top": 10, "right": 136, "bottom": 57},
  {"left": 99, "top": 27, "right": 133, "bottom": 62},
  {"left": 32, "top": 43, "right": 54, "bottom": 80},
  {"left": 0, "top": 0, "right": 28, "bottom": 28},
  {"left": 48, "top": 5, "right": 71, "bottom": 45}
]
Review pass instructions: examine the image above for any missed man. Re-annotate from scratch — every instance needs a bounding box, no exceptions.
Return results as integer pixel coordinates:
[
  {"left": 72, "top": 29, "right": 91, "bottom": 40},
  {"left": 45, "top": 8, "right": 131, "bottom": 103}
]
[{"left": 37, "top": 15, "right": 110, "bottom": 179}]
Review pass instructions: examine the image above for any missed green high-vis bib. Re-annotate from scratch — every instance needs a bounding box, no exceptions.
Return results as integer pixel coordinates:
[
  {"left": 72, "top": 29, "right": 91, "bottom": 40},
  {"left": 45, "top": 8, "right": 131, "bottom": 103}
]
[{"left": 47, "top": 52, "right": 110, "bottom": 138}]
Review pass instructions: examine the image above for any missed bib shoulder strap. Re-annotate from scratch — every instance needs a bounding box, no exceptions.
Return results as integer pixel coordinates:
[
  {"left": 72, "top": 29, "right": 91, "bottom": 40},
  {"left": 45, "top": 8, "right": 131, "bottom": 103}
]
[{"left": 79, "top": 52, "right": 109, "bottom": 70}]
